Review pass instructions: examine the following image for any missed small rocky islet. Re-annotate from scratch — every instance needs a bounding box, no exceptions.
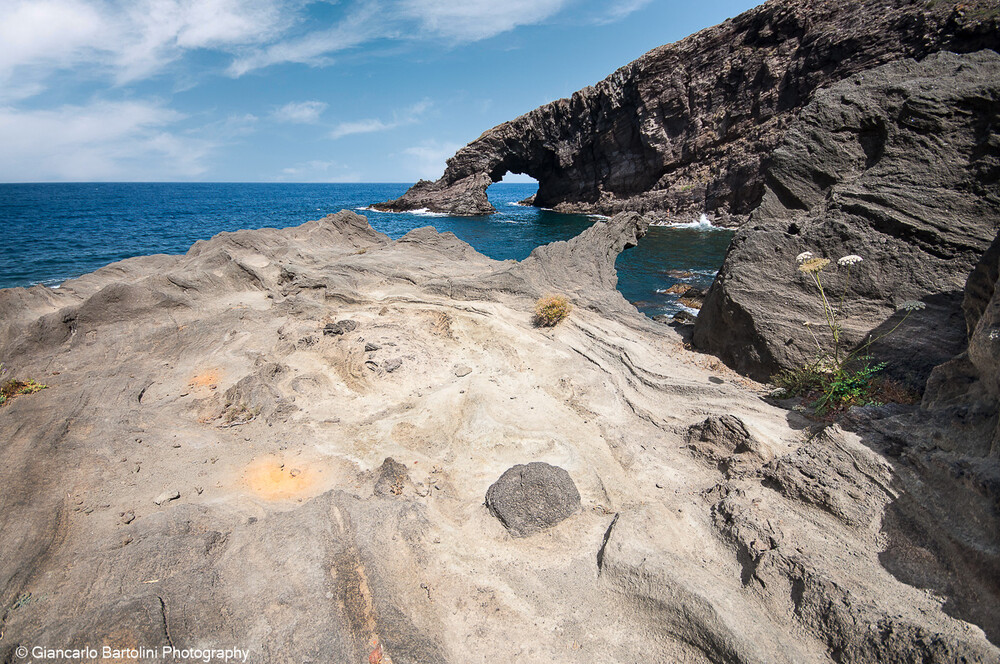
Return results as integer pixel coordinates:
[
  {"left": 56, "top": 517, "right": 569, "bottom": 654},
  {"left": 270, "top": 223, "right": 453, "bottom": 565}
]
[{"left": 2, "top": 0, "right": 999, "bottom": 662}]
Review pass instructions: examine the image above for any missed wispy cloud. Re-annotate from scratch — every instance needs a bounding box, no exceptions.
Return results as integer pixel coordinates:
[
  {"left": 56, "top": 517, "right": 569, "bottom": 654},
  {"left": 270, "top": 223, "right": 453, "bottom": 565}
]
[
  {"left": 0, "top": 0, "right": 295, "bottom": 97},
  {"left": 329, "top": 99, "right": 432, "bottom": 139},
  {"left": 0, "top": 100, "right": 213, "bottom": 181},
  {"left": 272, "top": 100, "right": 328, "bottom": 124},
  {"left": 227, "top": 3, "right": 383, "bottom": 76},
  {"left": 399, "top": 140, "right": 464, "bottom": 179},
  {"left": 228, "top": 0, "right": 573, "bottom": 76},
  {"left": 276, "top": 159, "right": 361, "bottom": 182},
  {"left": 398, "top": 0, "right": 569, "bottom": 41},
  {"left": 2, "top": 0, "right": 644, "bottom": 90},
  {"left": 593, "top": 0, "right": 653, "bottom": 24}
]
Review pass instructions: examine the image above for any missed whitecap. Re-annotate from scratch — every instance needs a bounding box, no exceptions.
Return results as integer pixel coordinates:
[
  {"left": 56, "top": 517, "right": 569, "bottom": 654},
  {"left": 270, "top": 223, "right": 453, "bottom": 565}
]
[
  {"left": 409, "top": 208, "right": 450, "bottom": 217},
  {"left": 655, "top": 213, "right": 727, "bottom": 230}
]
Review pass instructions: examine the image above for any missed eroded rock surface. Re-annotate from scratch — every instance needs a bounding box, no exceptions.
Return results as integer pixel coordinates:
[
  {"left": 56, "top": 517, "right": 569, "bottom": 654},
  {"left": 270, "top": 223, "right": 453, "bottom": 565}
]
[
  {"left": 376, "top": 0, "right": 1000, "bottom": 221},
  {"left": 0, "top": 210, "right": 997, "bottom": 662},
  {"left": 694, "top": 50, "right": 1000, "bottom": 386}
]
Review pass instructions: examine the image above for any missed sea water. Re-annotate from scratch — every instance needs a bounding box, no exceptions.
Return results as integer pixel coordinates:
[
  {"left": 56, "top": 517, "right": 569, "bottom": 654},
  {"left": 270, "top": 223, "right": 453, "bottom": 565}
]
[{"left": 0, "top": 182, "right": 732, "bottom": 317}]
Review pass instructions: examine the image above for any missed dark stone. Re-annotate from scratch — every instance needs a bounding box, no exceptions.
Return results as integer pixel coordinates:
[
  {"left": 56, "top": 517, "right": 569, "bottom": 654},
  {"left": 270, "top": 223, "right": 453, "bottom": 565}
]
[
  {"left": 324, "top": 319, "right": 358, "bottom": 336},
  {"left": 672, "top": 311, "right": 697, "bottom": 325},
  {"left": 693, "top": 51, "right": 1000, "bottom": 388},
  {"left": 383, "top": 358, "right": 402, "bottom": 373},
  {"left": 364, "top": 341, "right": 380, "bottom": 352},
  {"left": 374, "top": 0, "right": 1000, "bottom": 222},
  {"left": 485, "top": 462, "right": 581, "bottom": 537},
  {"left": 373, "top": 457, "right": 413, "bottom": 497},
  {"left": 924, "top": 229, "right": 1000, "bottom": 455}
]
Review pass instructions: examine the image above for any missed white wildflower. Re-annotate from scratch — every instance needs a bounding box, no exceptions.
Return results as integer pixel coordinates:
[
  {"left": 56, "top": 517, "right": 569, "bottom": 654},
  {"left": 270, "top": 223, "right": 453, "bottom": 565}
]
[
  {"left": 838, "top": 254, "right": 863, "bottom": 266},
  {"left": 796, "top": 251, "right": 814, "bottom": 263},
  {"left": 899, "top": 300, "right": 926, "bottom": 312}
]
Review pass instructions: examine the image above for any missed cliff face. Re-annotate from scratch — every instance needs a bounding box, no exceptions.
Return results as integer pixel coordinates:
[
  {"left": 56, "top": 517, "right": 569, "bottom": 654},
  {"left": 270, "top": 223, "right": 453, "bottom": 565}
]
[
  {"left": 376, "top": 0, "right": 1000, "bottom": 222},
  {"left": 692, "top": 50, "right": 1000, "bottom": 386}
]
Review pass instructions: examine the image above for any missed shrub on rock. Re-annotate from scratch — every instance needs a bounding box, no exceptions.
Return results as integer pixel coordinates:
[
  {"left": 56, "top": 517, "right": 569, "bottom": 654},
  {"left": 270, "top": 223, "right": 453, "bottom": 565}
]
[{"left": 534, "top": 295, "right": 572, "bottom": 327}]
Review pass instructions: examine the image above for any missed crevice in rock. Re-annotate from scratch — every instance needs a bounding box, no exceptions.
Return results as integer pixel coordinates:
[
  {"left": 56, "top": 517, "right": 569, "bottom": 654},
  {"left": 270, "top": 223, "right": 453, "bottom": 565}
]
[{"left": 596, "top": 513, "right": 620, "bottom": 575}]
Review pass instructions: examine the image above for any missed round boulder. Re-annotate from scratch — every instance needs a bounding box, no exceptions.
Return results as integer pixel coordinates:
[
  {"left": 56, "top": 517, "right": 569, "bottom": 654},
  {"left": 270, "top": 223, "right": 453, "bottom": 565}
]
[{"left": 485, "top": 462, "right": 581, "bottom": 537}]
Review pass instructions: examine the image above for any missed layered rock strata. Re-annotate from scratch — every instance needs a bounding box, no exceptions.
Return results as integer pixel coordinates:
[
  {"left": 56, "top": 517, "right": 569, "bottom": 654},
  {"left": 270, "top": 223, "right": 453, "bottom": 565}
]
[
  {"left": 0, "top": 210, "right": 997, "bottom": 662},
  {"left": 375, "top": 0, "right": 999, "bottom": 222},
  {"left": 693, "top": 50, "right": 1000, "bottom": 387}
]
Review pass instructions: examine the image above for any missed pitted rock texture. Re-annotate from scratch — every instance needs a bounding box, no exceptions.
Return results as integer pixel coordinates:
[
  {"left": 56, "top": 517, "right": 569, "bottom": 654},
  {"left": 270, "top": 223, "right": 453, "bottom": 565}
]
[
  {"left": 375, "top": 0, "right": 1000, "bottom": 222},
  {"left": 693, "top": 50, "right": 1000, "bottom": 386},
  {"left": 485, "top": 462, "right": 582, "bottom": 537}
]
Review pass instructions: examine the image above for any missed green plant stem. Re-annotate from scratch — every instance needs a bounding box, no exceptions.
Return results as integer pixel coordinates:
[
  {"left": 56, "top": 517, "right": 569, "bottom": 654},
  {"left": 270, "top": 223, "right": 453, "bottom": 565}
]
[
  {"left": 812, "top": 272, "right": 840, "bottom": 365},
  {"left": 842, "top": 309, "right": 915, "bottom": 368}
]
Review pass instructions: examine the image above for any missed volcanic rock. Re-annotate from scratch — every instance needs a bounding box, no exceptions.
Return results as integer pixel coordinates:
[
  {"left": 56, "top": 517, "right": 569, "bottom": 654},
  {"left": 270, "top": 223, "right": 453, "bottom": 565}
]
[
  {"left": 375, "top": 0, "right": 1000, "bottom": 222},
  {"left": 0, "top": 209, "right": 997, "bottom": 661},
  {"left": 485, "top": 462, "right": 581, "bottom": 537},
  {"left": 373, "top": 457, "right": 414, "bottom": 497},
  {"left": 693, "top": 50, "right": 1000, "bottom": 386},
  {"left": 324, "top": 319, "right": 358, "bottom": 336}
]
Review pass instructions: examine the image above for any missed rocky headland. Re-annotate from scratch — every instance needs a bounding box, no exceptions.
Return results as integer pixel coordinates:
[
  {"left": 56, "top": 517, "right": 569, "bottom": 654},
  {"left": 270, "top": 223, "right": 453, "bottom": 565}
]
[
  {"left": 3, "top": 1, "right": 1000, "bottom": 661},
  {"left": 1, "top": 207, "right": 998, "bottom": 662},
  {"left": 375, "top": 0, "right": 999, "bottom": 223}
]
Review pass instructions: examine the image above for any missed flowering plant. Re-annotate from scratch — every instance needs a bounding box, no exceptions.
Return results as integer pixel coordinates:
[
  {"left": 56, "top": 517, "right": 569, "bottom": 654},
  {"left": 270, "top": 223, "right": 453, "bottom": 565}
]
[{"left": 776, "top": 252, "right": 924, "bottom": 414}]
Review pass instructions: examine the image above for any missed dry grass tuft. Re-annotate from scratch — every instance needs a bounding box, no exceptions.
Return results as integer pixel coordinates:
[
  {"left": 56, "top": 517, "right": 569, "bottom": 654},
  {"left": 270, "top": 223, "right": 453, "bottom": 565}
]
[{"left": 534, "top": 295, "right": 572, "bottom": 327}]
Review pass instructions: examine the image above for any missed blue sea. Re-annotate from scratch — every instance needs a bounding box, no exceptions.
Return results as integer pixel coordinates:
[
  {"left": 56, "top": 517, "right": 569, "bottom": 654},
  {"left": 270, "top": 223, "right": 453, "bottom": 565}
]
[{"left": 0, "top": 183, "right": 732, "bottom": 317}]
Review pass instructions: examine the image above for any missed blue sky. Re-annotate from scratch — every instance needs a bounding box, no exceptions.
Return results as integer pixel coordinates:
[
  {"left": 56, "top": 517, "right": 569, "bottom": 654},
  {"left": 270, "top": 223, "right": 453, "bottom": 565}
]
[{"left": 0, "top": 0, "right": 761, "bottom": 183}]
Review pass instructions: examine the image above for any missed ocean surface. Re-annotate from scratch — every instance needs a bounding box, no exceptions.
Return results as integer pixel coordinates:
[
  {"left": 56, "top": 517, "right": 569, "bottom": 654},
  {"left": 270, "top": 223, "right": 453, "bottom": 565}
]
[{"left": 0, "top": 183, "right": 733, "bottom": 317}]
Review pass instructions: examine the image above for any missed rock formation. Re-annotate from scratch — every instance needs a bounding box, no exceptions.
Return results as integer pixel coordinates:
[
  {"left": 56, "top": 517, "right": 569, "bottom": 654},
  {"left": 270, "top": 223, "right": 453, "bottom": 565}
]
[
  {"left": 1, "top": 210, "right": 997, "bottom": 662},
  {"left": 693, "top": 50, "right": 1000, "bottom": 386},
  {"left": 923, "top": 228, "right": 1000, "bottom": 454},
  {"left": 485, "top": 462, "right": 581, "bottom": 537},
  {"left": 375, "top": 0, "right": 999, "bottom": 222}
]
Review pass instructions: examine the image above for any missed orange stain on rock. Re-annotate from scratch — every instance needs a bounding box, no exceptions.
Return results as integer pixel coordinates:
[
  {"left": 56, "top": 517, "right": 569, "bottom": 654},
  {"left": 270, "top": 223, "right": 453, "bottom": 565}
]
[
  {"left": 188, "top": 369, "right": 221, "bottom": 390},
  {"left": 243, "top": 457, "right": 315, "bottom": 500}
]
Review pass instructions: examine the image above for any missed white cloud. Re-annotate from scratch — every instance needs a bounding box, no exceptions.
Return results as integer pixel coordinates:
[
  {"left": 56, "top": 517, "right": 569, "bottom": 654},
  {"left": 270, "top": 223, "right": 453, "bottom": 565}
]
[
  {"left": 0, "top": 0, "right": 296, "bottom": 96},
  {"left": 593, "top": 0, "right": 653, "bottom": 24},
  {"left": 228, "top": 0, "right": 572, "bottom": 75},
  {"left": 329, "top": 99, "right": 432, "bottom": 139},
  {"left": 276, "top": 160, "right": 361, "bottom": 182},
  {"left": 399, "top": 140, "right": 463, "bottom": 179},
  {"left": 272, "top": 100, "right": 328, "bottom": 124},
  {"left": 0, "top": 0, "right": 611, "bottom": 86},
  {"left": 399, "top": 0, "right": 569, "bottom": 41},
  {"left": 227, "top": 4, "right": 382, "bottom": 77},
  {"left": 0, "top": 100, "right": 213, "bottom": 181}
]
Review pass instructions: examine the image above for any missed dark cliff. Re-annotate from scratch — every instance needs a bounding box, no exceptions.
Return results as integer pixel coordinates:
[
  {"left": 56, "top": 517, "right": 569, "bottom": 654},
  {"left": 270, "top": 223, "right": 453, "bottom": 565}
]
[
  {"left": 375, "top": 0, "right": 999, "bottom": 223},
  {"left": 692, "top": 49, "right": 1000, "bottom": 386}
]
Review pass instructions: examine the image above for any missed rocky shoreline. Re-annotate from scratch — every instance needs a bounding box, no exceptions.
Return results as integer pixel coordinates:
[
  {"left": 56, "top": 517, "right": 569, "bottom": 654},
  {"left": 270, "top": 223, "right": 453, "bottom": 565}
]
[
  {"left": 375, "top": 0, "right": 1000, "bottom": 223},
  {"left": 2, "top": 0, "right": 999, "bottom": 661},
  {"left": 1, "top": 208, "right": 997, "bottom": 662}
]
